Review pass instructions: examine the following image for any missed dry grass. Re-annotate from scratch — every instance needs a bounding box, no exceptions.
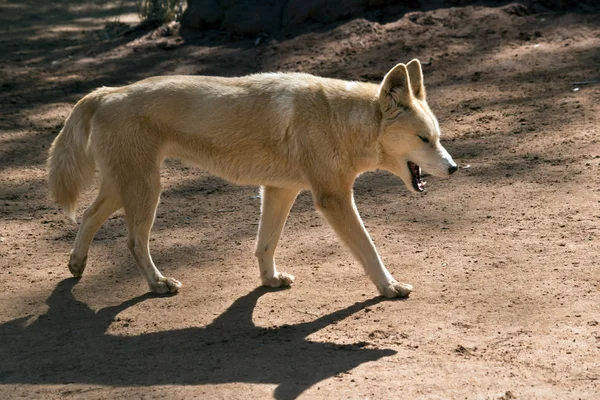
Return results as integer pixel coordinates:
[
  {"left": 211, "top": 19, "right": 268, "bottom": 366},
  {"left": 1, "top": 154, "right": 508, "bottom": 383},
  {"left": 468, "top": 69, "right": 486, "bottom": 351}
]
[{"left": 136, "top": 0, "right": 182, "bottom": 23}]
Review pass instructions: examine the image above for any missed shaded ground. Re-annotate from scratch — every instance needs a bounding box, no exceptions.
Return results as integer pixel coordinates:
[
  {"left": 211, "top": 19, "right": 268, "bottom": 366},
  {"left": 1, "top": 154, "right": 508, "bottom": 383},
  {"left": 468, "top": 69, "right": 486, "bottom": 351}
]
[{"left": 1, "top": 0, "right": 599, "bottom": 398}]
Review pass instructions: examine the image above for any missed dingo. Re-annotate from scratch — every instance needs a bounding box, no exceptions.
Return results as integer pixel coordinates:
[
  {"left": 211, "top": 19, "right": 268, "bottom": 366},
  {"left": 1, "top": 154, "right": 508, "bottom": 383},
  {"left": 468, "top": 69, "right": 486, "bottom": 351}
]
[{"left": 48, "top": 60, "right": 457, "bottom": 298}]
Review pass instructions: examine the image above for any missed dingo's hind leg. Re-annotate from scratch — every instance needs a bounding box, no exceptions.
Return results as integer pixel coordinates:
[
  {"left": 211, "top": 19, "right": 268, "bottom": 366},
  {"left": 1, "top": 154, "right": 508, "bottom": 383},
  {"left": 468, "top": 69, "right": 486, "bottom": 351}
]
[
  {"left": 122, "top": 168, "right": 181, "bottom": 294},
  {"left": 69, "top": 180, "right": 122, "bottom": 277},
  {"left": 255, "top": 186, "right": 299, "bottom": 287}
]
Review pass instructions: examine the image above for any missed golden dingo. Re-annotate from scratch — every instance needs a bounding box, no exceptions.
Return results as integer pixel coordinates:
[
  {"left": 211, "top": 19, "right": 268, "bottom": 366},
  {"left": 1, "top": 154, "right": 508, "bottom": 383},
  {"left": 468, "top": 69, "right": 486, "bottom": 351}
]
[{"left": 48, "top": 59, "right": 457, "bottom": 298}]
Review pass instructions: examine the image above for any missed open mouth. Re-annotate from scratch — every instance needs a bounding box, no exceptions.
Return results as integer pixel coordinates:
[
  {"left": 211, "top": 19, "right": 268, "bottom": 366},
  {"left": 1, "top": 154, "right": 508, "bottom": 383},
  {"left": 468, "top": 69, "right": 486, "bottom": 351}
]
[{"left": 408, "top": 161, "right": 426, "bottom": 192}]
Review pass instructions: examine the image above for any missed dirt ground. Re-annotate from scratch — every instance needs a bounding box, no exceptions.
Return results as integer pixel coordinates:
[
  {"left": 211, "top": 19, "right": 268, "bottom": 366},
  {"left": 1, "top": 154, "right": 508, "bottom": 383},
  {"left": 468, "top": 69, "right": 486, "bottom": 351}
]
[{"left": 1, "top": 1, "right": 599, "bottom": 399}]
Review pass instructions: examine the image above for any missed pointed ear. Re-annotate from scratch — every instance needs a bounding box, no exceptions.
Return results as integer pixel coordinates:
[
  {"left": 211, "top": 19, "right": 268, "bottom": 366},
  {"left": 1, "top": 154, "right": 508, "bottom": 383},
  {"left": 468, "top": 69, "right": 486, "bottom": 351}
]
[
  {"left": 406, "top": 59, "right": 425, "bottom": 100},
  {"left": 378, "top": 63, "right": 412, "bottom": 111}
]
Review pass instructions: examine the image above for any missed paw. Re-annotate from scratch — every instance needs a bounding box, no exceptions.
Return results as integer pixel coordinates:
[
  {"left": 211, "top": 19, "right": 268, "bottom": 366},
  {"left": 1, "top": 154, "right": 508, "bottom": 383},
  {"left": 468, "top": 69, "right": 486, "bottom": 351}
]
[
  {"left": 261, "top": 272, "right": 295, "bottom": 288},
  {"left": 379, "top": 281, "right": 413, "bottom": 298},
  {"left": 150, "top": 277, "right": 182, "bottom": 294},
  {"left": 68, "top": 251, "right": 87, "bottom": 278}
]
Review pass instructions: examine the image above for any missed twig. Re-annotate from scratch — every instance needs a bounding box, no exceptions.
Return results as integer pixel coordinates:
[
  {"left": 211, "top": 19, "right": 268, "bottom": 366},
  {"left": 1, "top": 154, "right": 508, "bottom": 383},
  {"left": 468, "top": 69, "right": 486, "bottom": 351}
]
[
  {"left": 292, "top": 308, "right": 320, "bottom": 317},
  {"left": 572, "top": 80, "right": 600, "bottom": 86}
]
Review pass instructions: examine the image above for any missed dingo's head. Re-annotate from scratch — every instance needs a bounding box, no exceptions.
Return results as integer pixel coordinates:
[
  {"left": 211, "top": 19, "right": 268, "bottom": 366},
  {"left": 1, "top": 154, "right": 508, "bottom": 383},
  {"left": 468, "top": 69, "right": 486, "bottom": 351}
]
[{"left": 377, "top": 59, "right": 457, "bottom": 193}]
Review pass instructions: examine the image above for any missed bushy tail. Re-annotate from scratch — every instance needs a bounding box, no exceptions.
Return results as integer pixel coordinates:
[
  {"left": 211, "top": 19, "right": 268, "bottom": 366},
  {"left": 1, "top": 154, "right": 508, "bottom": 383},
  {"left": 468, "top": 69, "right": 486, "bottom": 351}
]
[{"left": 47, "top": 88, "right": 110, "bottom": 221}]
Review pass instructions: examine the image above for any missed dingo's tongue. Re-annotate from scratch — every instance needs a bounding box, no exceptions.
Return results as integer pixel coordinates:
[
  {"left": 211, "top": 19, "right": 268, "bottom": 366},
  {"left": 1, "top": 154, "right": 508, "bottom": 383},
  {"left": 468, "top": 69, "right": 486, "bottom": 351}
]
[{"left": 408, "top": 161, "right": 425, "bottom": 192}]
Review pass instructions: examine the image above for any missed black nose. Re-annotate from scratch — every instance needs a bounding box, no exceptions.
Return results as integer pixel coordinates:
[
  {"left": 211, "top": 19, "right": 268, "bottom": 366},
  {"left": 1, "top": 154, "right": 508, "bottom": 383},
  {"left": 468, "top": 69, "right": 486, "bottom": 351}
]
[{"left": 448, "top": 165, "right": 458, "bottom": 175}]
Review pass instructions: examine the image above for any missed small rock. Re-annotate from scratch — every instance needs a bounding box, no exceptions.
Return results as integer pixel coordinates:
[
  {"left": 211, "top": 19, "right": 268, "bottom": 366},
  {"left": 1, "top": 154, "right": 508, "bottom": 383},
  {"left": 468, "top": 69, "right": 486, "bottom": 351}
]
[
  {"left": 502, "top": 3, "right": 529, "bottom": 16},
  {"left": 498, "top": 390, "right": 516, "bottom": 400},
  {"left": 518, "top": 32, "right": 531, "bottom": 41},
  {"left": 455, "top": 344, "right": 476, "bottom": 356}
]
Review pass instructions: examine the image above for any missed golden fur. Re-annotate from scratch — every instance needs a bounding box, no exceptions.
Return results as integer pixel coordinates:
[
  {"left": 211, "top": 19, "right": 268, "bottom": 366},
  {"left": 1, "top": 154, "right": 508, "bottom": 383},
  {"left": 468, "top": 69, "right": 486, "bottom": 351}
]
[{"left": 48, "top": 60, "right": 457, "bottom": 297}]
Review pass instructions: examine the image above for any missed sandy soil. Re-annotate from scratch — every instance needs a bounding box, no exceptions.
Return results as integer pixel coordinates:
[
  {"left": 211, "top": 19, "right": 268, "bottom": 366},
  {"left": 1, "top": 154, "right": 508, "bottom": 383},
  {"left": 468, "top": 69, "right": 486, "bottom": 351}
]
[{"left": 1, "top": 1, "right": 599, "bottom": 399}]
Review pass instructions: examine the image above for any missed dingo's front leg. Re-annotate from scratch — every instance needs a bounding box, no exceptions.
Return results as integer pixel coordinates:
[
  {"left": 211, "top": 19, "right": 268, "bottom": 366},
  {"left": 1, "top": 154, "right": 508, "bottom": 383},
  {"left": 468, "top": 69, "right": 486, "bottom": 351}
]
[
  {"left": 255, "top": 186, "right": 299, "bottom": 287},
  {"left": 313, "top": 189, "right": 412, "bottom": 298}
]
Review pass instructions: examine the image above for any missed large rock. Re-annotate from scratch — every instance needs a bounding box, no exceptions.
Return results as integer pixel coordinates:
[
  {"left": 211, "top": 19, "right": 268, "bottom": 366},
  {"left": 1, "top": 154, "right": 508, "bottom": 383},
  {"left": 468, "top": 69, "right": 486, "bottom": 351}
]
[
  {"left": 181, "top": 0, "right": 223, "bottom": 30},
  {"left": 282, "top": 0, "right": 390, "bottom": 27},
  {"left": 182, "top": 0, "right": 598, "bottom": 35},
  {"left": 221, "top": 1, "right": 283, "bottom": 36},
  {"left": 182, "top": 0, "right": 410, "bottom": 35}
]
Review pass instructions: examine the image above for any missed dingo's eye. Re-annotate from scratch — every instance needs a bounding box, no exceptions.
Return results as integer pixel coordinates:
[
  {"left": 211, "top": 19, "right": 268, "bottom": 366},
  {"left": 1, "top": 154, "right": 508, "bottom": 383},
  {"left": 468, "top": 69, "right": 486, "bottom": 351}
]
[{"left": 418, "top": 135, "right": 429, "bottom": 143}]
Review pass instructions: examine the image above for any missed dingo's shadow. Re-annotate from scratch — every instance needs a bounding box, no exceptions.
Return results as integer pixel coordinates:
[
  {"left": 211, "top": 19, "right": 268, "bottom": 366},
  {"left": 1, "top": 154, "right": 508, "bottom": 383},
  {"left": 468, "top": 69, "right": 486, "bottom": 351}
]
[{"left": 0, "top": 279, "right": 396, "bottom": 399}]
